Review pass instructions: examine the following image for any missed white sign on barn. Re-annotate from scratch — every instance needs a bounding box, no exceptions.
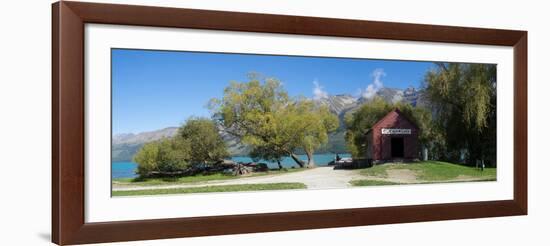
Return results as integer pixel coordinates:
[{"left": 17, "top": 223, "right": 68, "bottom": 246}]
[{"left": 381, "top": 128, "right": 411, "bottom": 135}]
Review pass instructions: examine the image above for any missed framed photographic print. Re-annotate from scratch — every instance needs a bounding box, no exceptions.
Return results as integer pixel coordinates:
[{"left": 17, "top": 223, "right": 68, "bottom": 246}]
[{"left": 52, "top": 1, "right": 527, "bottom": 245}]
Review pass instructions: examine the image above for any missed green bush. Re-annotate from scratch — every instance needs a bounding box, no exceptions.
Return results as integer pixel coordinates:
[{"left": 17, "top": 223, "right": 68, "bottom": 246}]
[
  {"left": 133, "top": 117, "right": 229, "bottom": 177},
  {"left": 133, "top": 139, "right": 191, "bottom": 176}
]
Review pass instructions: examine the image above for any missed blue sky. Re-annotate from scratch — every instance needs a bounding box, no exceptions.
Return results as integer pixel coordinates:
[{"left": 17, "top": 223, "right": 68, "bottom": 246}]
[{"left": 112, "top": 49, "right": 435, "bottom": 134}]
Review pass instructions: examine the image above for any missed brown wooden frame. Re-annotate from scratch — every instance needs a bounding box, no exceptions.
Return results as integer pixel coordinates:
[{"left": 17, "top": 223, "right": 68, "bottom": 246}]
[{"left": 52, "top": 1, "right": 527, "bottom": 245}]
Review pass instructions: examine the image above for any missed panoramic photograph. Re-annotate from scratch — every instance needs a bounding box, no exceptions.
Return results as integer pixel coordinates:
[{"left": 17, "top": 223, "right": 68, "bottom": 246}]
[{"left": 111, "top": 49, "right": 497, "bottom": 197}]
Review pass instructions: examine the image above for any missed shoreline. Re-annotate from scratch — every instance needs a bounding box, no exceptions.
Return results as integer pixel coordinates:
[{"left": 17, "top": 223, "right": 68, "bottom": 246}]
[{"left": 112, "top": 153, "right": 352, "bottom": 179}]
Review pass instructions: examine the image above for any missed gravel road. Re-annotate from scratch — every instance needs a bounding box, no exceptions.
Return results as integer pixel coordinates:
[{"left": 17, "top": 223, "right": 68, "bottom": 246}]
[{"left": 113, "top": 166, "right": 364, "bottom": 191}]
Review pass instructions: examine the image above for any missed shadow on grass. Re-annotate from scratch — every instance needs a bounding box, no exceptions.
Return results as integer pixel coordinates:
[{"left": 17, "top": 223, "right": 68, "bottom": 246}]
[{"left": 129, "top": 173, "right": 227, "bottom": 183}]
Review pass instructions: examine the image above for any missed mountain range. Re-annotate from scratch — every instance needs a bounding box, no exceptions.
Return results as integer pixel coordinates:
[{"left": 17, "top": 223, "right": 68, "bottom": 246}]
[
  {"left": 112, "top": 87, "right": 423, "bottom": 161},
  {"left": 112, "top": 127, "right": 179, "bottom": 162}
]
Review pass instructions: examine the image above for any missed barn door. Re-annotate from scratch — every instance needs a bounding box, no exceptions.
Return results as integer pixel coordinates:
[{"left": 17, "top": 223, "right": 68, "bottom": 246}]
[{"left": 391, "top": 137, "right": 404, "bottom": 158}]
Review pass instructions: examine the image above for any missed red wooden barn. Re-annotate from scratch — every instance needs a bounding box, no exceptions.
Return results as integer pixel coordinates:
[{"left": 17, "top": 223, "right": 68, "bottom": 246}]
[{"left": 365, "top": 109, "right": 419, "bottom": 163}]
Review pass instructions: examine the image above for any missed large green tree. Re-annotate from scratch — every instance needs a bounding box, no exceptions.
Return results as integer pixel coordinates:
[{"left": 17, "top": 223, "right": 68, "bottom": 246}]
[
  {"left": 210, "top": 74, "right": 338, "bottom": 168},
  {"left": 423, "top": 63, "right": 496, "bottom": 165},
  {"left": 293, "top": 99, "right": 339, "bottom": 167},
  {"left": 176, "top": 117, "right": 229, "bottom": 165},
  {"left": 209, "top": 75, "right": 304, "bottom": 167}
]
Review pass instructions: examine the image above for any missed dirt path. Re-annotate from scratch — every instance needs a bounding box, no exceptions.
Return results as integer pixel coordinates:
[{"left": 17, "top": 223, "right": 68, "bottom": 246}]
[
  {"left": 360, "top": 168, "right": 492, "bottom": 184},
  {"left": 358, "top": 169, "right": 419, "bottom": 184},
  {"left": 113, "top": 166, "right": 365, "bottom": 191}
]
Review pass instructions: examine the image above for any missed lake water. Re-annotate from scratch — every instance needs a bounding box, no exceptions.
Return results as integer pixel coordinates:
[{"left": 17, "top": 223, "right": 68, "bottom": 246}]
[
  {"left": 111, "top": 153, "right": 351, "bottom": 179},
  {"left": 112, "top": 161, "right": 140, "bottom": 179}
]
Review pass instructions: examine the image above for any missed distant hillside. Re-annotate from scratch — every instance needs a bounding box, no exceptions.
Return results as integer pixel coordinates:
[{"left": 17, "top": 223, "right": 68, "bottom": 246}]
[
  {"left": 112, "top": 87, "right": 424, "bottom": 161},
  {"left": 112, "top": 127, "right": 178, "bottom": 161},
  {"left": 113, "top": 127, "right": 178, "bottom": 145},
  {"left": 316, "top": 94, "right": 358, "bottom": 115}
]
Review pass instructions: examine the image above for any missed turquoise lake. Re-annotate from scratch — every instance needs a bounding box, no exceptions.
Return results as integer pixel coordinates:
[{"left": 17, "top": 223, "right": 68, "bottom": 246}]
[{"left": 112, "top": 153, "right": 351, "bottom": 179}]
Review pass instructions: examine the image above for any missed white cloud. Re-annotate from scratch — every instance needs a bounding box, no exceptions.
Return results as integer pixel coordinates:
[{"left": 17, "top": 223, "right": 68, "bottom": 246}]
[
  {"left": 312, "top": 80, "right": 329, "bottom": 100},
  {"left": 360, "top": 68, "right": 386, "bottom": 99},
  {"left": 392, "top": 91, "right": 404, "bottom": 103}
]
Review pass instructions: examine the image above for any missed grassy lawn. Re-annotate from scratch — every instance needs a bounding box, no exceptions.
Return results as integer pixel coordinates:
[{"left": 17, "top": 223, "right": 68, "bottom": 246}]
[
  {"left": 112, "top": 182, "right": 307, "bottom": 196},
  {"left": 352, "top": 160, "right": 496, "bottom": 186},
  {"left": 113, "top": 168, "right": 307, "bottom": 186},
  {"left": 358, "top": 165, "right": 390, "bottom": 178},
  {"left": 405, "top": 161, "right": 496, "bottom": 181}
]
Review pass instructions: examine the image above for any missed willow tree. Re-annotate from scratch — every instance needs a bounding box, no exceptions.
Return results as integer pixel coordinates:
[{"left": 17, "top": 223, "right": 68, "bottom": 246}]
[
  {"left": 293, "top": 99, "right": 339, "bottom": 167},
  {"left": 209, "top": 74, "right": 338, "bottom": 168},
  {"left": 209, "top": 75, "right": 304, "bottom": 167},
  {"left": 423, "top": 63, "right": 496, "bottom": 165}
]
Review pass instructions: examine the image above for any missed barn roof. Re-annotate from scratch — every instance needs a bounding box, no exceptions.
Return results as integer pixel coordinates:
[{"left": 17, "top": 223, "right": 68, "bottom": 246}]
[{"left": 364, "top": 108, "right": 419, "bottom": 135}]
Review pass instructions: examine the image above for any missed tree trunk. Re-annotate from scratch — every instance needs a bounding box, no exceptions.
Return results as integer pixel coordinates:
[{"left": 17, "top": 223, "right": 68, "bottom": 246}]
[
  {"left": 422, "top": 146, "right": 428, "bottom": 161},
  {"left": 289, "top": 153, "right": 305, "bottom": 168},
  {"left": 305, "top": 150, "right": 315, "bottom": 168},
  {"left": 277, "top": 160, "right": 283, "bottom": 170}
]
